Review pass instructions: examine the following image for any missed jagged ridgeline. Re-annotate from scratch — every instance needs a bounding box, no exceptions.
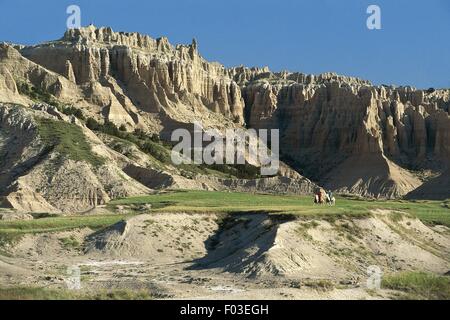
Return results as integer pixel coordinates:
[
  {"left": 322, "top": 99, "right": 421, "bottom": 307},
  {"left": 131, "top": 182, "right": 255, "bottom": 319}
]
[{"left": 0, "top": 26, "right": 449, "bottom": 214}]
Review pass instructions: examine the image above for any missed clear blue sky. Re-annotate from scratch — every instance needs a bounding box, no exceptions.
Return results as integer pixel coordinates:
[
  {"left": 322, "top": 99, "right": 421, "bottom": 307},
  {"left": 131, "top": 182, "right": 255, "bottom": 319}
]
[{"left": 0, "top": 0, "right": 449, "bottom": 88}]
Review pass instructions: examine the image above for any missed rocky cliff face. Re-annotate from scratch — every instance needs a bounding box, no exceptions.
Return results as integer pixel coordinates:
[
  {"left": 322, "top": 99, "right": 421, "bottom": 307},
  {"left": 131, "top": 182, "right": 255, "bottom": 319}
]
[
  {"left": 0, "top": 102, "right": 316, "bottom": 213},
  {"left": 235, "top": 69, "right": 450, "bottom": 198},
  {"left": 1, "top": 26, "right": 449, "bottom": 200},
  {"left": 19, "top": 25, "right": 245, "bottom": 130},
  {"left": 0, "top": 103, "right": 154, "bottom": 213}
]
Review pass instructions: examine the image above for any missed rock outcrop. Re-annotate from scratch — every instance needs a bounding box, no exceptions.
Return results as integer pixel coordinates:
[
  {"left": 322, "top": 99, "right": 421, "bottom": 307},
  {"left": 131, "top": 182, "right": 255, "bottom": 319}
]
[
  {"left": 234, "top": 69, "right": 450, "bottom": 198},
  {"left": 0, "top": 103, "right": 151, "bottom": 213},
  {"left": 1, "top": 26, "right": 449, "bottom": 200},
  {"left": 19, "top": 25, "right": 245, "bottom": 129}
]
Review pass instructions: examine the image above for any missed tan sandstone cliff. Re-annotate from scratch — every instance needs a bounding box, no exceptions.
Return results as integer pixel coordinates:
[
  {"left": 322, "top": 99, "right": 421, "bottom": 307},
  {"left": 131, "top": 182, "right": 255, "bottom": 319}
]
[
  {"left": 1, "top": 26, "right": 449, "bottom": 203},
  {"left": 233, "top": 69, "right": 450, "bottom": 198}
]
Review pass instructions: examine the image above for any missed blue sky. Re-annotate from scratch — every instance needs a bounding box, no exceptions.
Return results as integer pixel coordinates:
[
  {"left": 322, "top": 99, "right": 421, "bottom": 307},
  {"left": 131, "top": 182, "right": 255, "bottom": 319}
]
[{"left": 0, "top": 0, "right": 449, "bottom": 88}]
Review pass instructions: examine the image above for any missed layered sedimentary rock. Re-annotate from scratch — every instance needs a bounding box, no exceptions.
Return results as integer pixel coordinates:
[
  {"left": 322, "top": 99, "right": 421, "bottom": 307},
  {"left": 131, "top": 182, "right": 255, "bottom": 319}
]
[
  {"left": 0, "top": 103, "right": 151, "bottom": 213},
  {"left": 19, "top": 25, "right": 245, "bottom": 129},
  {"left": 234, "top": 69, "right": 450, "bottom": 198},
  {"left": 1, "top": 26, "right": 449, "bottom": 200}
]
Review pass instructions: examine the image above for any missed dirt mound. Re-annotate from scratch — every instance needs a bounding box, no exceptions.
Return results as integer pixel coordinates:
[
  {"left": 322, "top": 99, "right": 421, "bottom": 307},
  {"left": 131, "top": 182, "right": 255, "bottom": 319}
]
[
  {"left": 10, "top": 228, "right": 92, "bottom": 259},
  {"left": 0, "top": 259, "right": 30, "bottom": 276},
  {"left": 405, "top": 170, "right": 450, "bottom": 200},
  {"left": 83, "top": 211, "right": 449, "bottom": 280},
  {"left": 324, "top": 153, "right": 422, "bottom": 199},
  {"left": 189, "top": 212, "right": 449, "bottom": 279},
  {"left": 85, "top": 213, "right": 219, "bottom": 263}
]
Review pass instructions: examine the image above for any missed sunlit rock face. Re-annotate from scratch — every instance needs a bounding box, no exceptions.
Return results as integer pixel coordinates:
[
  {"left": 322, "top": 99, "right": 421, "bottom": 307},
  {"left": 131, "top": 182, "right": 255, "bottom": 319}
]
[
  {"left": 1, "top": 26, "right": 449, "bottom": 199},
  {"left": 20, "top": 26, "right": 245, "bottom": 127},
  {"left": 232, "top": 68, "right": 450, "bottom": 198}
]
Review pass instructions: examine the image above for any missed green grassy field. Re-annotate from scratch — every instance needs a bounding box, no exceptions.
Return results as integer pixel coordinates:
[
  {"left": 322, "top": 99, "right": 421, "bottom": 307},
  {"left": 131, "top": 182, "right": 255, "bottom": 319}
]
[
  {"left": 0, "top": 214, "right": 130, "bottom": 246},
  {"left": 110, "top": 190, "right": 450, "bottom": 227},
  {"left": 0, "top": 191, "right": 448, "bottom": 248}
]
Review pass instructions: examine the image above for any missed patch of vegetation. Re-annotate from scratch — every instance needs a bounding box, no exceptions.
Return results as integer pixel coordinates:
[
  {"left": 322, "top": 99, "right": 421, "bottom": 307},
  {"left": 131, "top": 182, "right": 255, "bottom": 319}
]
[
  {"left": 60, "top": 105, "right": 85, "bottom": 120},
  {"left": 203, "top": 163, "right": 262, "bottom": 179},
  {"left": 382, "top": 272, "right": 450, "bottom": 300},
  {"left": 110, "top": 190, "right": 450, "bottom": 227},
  {"left": 16, "top": 80, "right": 85, "bottom": 120},
  {"left": 0, "top": 287, "right": 156, "bottom": 300},
  {"left": 36, "top": 117, "right": 105, "bottom": 167},
  {"left": 86, "top": 118, "right": 261, "bottom": 179},
  {"left": 388, "top": 211, "right": 405, "bottom": 223},
  {"left": 295, "top": 221, "right": 319, "bottom": 241},
  {"left": 303, "top": 220, "right": 320, "bottom": 229},
  {"left": 0, "top": 214, "right": 132, "bottom": 243},
  {"left": 329, "top": 247, "right": 354, "bottom": 258},
  {"left": 59, "top": 236, "right": 80, "bottom": 250},
  {"left": 29, "top": 212, "right": 59, "bottom": 219},
  {"left": 0, "top": 233, "right": 22, "bottom": 256},
  {"left": 303, "top": 279, "right": 335, "bottom": 291},
  {"left": 295, "top": 226, "right": 313, "bottom": 241},
  {"left": 0, "top": 232, "right": 23, "bottom": 247},
  {"left": 17, "top": 81, "right": 61, "bottom": 107},
  {"left": 334, "top": 221, "right": 363, "bottom": 241},
  {"left": 87, "top": 118, "right": 174, "bottom": 163}
]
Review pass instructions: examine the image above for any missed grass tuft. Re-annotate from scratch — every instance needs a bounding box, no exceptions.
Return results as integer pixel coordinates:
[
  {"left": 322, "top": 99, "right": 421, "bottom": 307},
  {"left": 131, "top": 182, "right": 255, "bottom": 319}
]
[
  {"left": 382, "top": 271, "right": 450, "bottom": 300},
  {"left": 0, "top": 287, "right": 155, "bottom": 300}
]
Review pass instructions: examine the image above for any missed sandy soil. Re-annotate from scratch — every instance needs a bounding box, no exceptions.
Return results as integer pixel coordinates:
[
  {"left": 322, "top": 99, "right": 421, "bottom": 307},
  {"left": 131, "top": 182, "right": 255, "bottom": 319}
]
[{"left": 0, "top": 211, "right": 449, "bottom": 300}]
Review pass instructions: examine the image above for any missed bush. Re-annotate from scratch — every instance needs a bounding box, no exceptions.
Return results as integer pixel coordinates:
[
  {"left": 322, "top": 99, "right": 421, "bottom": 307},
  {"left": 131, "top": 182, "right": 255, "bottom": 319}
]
[
  {"left": 102, "top": 121, "right": 121, "bottom": 136},
  {"left": 16, "top": 81, "right": 61, "bottom": 108},
  {"left": 141, "top": 141, "right": 171, "bottom": 163},
  {"left": 204, "top": 163, "right": 261, "bottom": 179},
  {"left": 86, "top": 117, "right": 100, "bottom": 131},
  {"left": 61, "top": 106, "right": 85, "bottom": 120}
]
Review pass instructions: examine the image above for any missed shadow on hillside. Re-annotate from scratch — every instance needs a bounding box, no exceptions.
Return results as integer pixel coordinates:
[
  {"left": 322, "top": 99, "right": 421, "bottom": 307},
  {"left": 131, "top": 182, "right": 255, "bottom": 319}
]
[{"left": 186, "top": 212, "right": 294, "bottom": 277}]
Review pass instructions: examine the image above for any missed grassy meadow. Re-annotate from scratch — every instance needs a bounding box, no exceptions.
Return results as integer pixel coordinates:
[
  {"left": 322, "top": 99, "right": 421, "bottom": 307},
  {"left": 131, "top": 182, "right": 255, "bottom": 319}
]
[
  {"left": 110, "top": 190, "right": 450, "bottom": 227},
  {"left": 0, "top": 190, "right": 449, "bottom": 247}
]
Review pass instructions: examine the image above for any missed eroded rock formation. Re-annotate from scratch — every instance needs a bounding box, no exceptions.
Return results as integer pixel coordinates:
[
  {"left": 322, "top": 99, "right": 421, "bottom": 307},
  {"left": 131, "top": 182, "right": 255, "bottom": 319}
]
[
  {"left": 20, "top": 25, "right": 245, "bottom": 129},
  {"left": 234, "top": 69, "right": 450, "bottom": 198},
  {"left": 1, "top": 26, "right": 449, "bottom": 201}
]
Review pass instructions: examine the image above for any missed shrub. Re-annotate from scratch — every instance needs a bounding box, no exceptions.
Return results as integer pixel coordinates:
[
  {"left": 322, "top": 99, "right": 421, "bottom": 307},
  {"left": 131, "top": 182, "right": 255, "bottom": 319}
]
[
  {"left": 86, "top": 117, "right": 100, "bottom": 131},
  {"left": 16, "top": 81, "right": 61, "bottom": 108},
  {"left": 61, "top": 106, "right": 85, "bottom": 120}
]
